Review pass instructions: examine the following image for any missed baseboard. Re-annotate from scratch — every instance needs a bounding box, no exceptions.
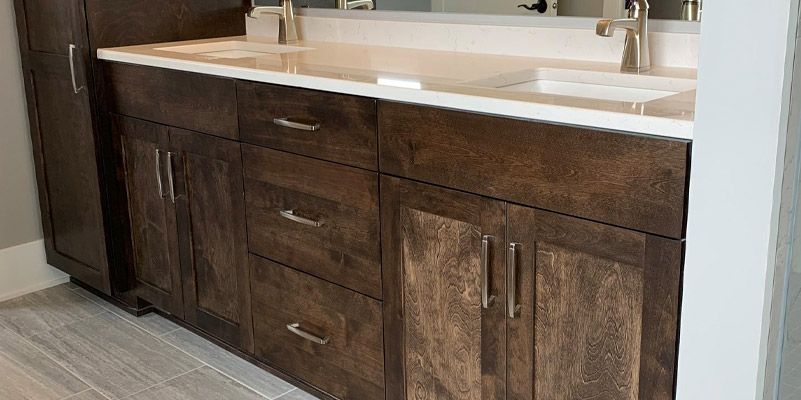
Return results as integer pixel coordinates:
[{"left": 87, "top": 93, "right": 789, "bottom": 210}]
[{"left": 0, "top": 240, "right": 69, "bottom": 302}]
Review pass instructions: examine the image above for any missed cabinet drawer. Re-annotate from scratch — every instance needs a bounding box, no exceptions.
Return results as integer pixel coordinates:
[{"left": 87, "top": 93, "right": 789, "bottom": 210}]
[
  {"left": 105, "top": 63, "right": 238, "bottom": 139},
  {"left": 250, "top": 255, "right": 385, "bottom": 400},
  {"left": 378, "top": 101, "right": 690, "bottom": 238},
  {"left": 242, "top": 145, "right": 381, "bottom": 299},
  {"left": 237, "top": 82, "right": 377, "bottom": 170}
]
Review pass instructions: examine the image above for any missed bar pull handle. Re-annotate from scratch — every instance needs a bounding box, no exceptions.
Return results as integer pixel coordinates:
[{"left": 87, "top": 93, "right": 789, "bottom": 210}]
[
  {"left": 68, "top": 44, "right": 85, "bottom": 94},
  {"left": 507, "top": 242, "right": 521, "bottom": 319},
  {"left": 287, "top": 323, "right": 330, "bottom": 345},
  {"left": 279, "top": 210, "right": 324, "bottom": 227},
  {"left": 273, "top": 117, "right": 321, "bottom": 132},
  {"left": 481, "top": 235, "right": 496, "bottom": 309},
  {"left": 155, "top": 149, "right": 166, "bottom": 198},
  {"left": 166, "top": 151, "right": 180, "bottom": 203}
]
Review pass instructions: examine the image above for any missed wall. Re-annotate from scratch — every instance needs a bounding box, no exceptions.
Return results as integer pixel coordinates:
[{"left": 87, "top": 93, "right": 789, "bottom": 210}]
[
  {"left": 677, "top": 0, "right": 799, "bottom": 398},
  {"left": 0, "top": 1, "right": 68, "bottom": 301},
  {"left": 0, "top": 0, "right": 41, "bottom": 249}
]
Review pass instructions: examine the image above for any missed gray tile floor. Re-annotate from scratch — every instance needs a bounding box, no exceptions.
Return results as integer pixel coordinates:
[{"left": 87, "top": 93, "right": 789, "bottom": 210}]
[{"left": 0, "top": 283, "right": 317, "bottom": 400}]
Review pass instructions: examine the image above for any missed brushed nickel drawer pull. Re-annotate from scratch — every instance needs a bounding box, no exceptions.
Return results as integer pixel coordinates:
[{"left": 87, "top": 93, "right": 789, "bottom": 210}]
[
  {"left": 287, "top": 323, "right": 330, "bottom": 345},
  {"left": 279, "top": 210, "right": 324, "bottom": 227},
  {"left": 166, "top": 151, "right": 181, "bottom": 203},
  {"left": 68, "top": 44, "right": 85, "bottom": 94},
  {"left": 155, "top": 149, "right": 166, "bottom": 198},
  {"left": 481, "top": 235, "right": 496, "bottom": 309},
  {"left": 273, "top": 117, "right": 321, "bottom": 131},
  {"left": 507, "top": 242, "right": 522, "bottom": 319}
]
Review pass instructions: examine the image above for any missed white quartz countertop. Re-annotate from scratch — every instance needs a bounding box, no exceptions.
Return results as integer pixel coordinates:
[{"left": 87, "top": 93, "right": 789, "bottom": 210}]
[{"left": 98, "top": 36, "right": 697, "bottom": 139}]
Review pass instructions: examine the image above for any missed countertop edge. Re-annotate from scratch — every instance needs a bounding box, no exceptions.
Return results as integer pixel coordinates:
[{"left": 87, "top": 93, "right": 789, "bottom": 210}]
[{"left": 97, "top": 48, "right": 695, "bottom": 140}]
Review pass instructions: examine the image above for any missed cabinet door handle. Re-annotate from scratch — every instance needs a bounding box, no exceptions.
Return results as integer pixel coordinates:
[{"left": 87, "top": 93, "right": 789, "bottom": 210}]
[
  {"left": 273, "top": 117, "right": 321, "bottom": 131},
  {"left": 507, "top": 242, "right": 522, "bottom": 319},
  {"left": 287, "top": 323, "right": 330, "bottom": 345},
  {"left": 279, "top": 210, "right": 324, "bottom": 227},
  {"left": 481, "top": 235, "right": 496, "bottom": 309},
  {"left": 68, "top": 44, "right": 85, "bottom": 94},
  {"left": 166, "top": 151, "right": 180, "bottom": 203},
  {"left": 155, "top": 149, "right": 166, "bottom": 198}
]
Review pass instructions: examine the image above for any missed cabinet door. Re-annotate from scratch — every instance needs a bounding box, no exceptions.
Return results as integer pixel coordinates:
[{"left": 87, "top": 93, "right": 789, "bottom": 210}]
[
  {"left": 507, "top": 205, "right": 682, "bottom": 400},
  {"left": 381, "top": 176, "right": 507, "bottom": 400},
  {"left": 114, "top": 116, "right": 183, "bottom": 317},
  {"left": 14, "top": 0, "right": 111, "bottom": 293},
  {"left": 170, "top": 129, "right": 254, "bottom": 352}
]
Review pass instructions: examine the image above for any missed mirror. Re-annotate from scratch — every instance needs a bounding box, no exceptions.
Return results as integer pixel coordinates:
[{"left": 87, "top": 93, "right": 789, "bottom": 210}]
[{"left": 256, "top": 0, "right": 701, "bottom": 21}]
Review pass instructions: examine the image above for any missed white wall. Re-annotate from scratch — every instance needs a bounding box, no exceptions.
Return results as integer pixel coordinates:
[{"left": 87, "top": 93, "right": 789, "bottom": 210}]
[
  {"left": 677, "top": 0, "right": 799, "bottom": 398},
  {"left": 0, "top": 0, "right": 41, "bottom": 250}
]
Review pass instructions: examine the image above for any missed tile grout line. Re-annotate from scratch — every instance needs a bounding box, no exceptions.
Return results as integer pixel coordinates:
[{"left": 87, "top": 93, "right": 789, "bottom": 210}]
[
  {"left": 5, "top": 326, "right": 111, "bottom": 400},
  {"left": 117, "top": 365, "right": 205, "bottom": 399},
  {"left": 70, "top": 287, "right": 285, "bottom": 399},
  {"left": 273, "top": 388, "right": 298, "bottom": 399}
]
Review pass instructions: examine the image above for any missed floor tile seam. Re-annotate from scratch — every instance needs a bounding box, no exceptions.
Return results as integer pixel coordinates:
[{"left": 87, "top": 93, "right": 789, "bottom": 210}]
[{"left": 6, "top": 325, "right": 106, "bottom": 399}]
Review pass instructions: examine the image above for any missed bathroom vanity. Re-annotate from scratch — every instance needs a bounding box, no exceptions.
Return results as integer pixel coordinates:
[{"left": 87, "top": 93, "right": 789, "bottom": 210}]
[
  {"left": 89, "top": 34, "right": 693, "bottom": 399},
  {"left": 13, "top": 1, "right": 696, "bottom": 397}
]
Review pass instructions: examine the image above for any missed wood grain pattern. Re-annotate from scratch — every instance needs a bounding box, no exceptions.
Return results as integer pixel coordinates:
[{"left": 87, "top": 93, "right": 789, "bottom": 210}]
[
  {"left": 381, "top": 176, "right": 507, "bottom": 400},
  {"left": 250, "top": 255, "right": 385, "bottom": 400},
  {"left": 378, "top": 101, "right": 690, "bottom": 238},
  {"left": 401, "top": 208, "right": 482, "bottom": 400},
  {"left": 17, "top": 0, "right": 81, "bottom": 55},
  {"left": 114, "top": 115, "right": 184, "bottom": 317},
  {"left": 506, "top": 205, "right": 682, "bottom": 400},
  {"left": 237, "top": 82, "right": 378, "bottom": 170},
  {"left": 242, "top": 145, "right": 382, "bottom": 298},
  {"left": 105, "top": 63, "right": 239, "bottom": 140},
  {"left": 170, "top": 129, "right": 253, "bottom": 352}
]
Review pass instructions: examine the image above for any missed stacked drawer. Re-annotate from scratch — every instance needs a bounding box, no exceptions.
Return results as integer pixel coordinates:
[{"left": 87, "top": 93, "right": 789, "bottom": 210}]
[{"left": 237, "top": 82, "right": 384, "bottom": 400}]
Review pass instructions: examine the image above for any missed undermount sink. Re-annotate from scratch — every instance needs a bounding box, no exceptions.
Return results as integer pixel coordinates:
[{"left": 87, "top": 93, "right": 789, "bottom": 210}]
[
  {"left": 155, "top": 41, "right": 313, "bottom": 59},
  {"left": 464, "top": 68, "right": 696, "bottom": 103}
]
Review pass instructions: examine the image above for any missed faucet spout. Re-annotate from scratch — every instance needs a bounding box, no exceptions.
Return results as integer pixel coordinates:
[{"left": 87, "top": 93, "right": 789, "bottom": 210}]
[
  {"left": 596, "top": 0, "right": 650, "bottom": 74},
  {"left": 247, "top": 0, "right": 299, "bottom": 44}
]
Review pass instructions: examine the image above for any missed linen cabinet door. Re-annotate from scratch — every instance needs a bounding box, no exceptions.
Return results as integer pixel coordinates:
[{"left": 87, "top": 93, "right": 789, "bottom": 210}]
[
  {"left": 506, "top": 205, "right": 682, "bottom": 400},
  {"left": 169, "top": 128, "right": 254, "bottom": 352},
  {"left": 14, "top": 0, "right": 112, "bottom": 293},
  {"left": 115, "top": 116, "right": 183, "bottom": 317},
  {"left": 381, "top": 176, "right": 507, "bottom": 400}
]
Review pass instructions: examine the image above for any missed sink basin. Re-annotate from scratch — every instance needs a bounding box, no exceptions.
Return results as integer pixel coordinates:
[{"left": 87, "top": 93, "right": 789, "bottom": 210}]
[
  {"left": 464, "top": 68, "right": 696, "bottom": 103},
  {"left": 155, "top": 41, "right": 313, "bottom": 59}
]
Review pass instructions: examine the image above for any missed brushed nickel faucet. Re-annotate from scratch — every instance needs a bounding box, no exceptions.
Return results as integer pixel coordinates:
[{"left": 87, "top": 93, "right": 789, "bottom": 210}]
[
  {"left": 247, "top": 0, "right": 299, "bottom": 45},
  {"left": 596, "top": 0, "right": 651, "bottom": 74},
  {"left": 336, "top": 0, "right": 375, "bottom": 9}
]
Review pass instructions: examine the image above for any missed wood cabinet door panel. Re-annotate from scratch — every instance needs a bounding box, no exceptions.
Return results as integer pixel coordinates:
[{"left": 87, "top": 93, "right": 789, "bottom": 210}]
[
  {"left": 507, "top": 205, "right": 682, "bottom": 400},
  {"left": 170, "top": 129, "right": 253, "bottom": 352},
  {"left": 382, "top": 176, "right": 507, "bottom": 400},
  {"left": 14, "top": 0, "right": 85, "bottom": 56},
  {"left": 114, "top": 115, "right": 183, "bottom": 316},
  {"left": 20, "top": 53, "right": 110, "bottom": 293}
]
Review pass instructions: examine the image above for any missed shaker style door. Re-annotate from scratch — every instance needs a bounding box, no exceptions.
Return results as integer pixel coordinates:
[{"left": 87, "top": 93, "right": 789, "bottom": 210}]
[
  {"left": 115, "top": 116, "right": 184, "bottom": 317},
  {"left": 506, "top": 205, "right": 682, "bottom": 400},
  {"left": 169, "top": 128, "right": 254, "bottom": 352},
  {"left": 381, "top": 176, "right": 507, "bottom": 400},
  {"left": 14, "top": 0, "right": 111, "bottom": 292}
]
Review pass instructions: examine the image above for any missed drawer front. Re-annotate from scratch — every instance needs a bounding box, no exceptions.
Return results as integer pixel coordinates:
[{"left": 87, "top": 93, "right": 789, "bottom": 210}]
[
  {"left": 250, "top": 255, "right": 385, "bottom": 400},
  {"left": 237, "top": 82, "right": 378, "bottom": 170},
  {"left": 105, "top": 62, "right": 238, "bottom": 139},
  {"left": 242, "top": 145, "right": 382, "bottom": 299},
  {"left": 378, "top": 101, "right": 690, "bottom": 238}
]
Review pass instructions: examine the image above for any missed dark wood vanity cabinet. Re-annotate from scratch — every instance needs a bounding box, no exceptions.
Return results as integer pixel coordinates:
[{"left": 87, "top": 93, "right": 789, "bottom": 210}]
[
  {"left": 12, "top": 0, "right": 249, "bottom": 298},
  {"left": 112, "top": 114, "right": 253, "bottom": 351},
  {"left": 102, "top": 65, "right": 689, "bottom": 399}
]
